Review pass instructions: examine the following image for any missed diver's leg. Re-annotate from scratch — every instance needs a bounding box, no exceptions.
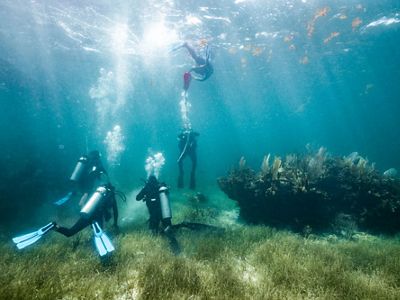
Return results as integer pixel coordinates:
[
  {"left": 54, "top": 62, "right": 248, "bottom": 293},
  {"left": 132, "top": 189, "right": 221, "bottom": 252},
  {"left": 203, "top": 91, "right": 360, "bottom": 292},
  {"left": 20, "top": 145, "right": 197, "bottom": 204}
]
[
  {"left": 183, "top": 72, "right": 192, "bottom": 91},
  {"left": 189, "top": 151, "right": 197, "bottom": 190},
  {"left": 148, "top": 203, "right": 160, "bottom": 234},
  {"left": 161, "top": 218, "right": 180, "bottom": 254},
  {"left": 178, "top": 157, "right": 185, "bottom": 188},
  {"left": 149, "top": 218, "right": 159, "bottom": 235},
  {"left": 184, "top": 43, "right": 206, "bottom": 65},
  {"left": 55, "top": 217, "right": 90, "bottom": 237},
  {"left": 97, "top": 215, "right": 104, "bottom": 229},
  {"left": 162, "top": 217, "right": 172, "bottom": 230}
]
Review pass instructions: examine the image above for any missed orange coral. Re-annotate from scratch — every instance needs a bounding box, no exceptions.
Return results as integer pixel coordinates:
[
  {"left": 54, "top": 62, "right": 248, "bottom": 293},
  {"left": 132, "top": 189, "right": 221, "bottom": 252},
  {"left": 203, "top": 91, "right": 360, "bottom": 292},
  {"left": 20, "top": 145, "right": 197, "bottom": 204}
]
[
  {"left": 252, "top": 47, "right": 263, "bottom": 56},
  {"left": 316, "top": 7, "right": 329, "bottom": 17},
  {"left": 228, "top": 47, "right": 237, "bottom": 54},
  {"left": 300, "top": 56, "right": 309, "bottom": 65},
  {"left": 284, "top": 35, "right": 294, "bottom": 42},
  {"left": 307, "top": 7, "right": 330, "bottom": 37},
  {"left": 323, "top": 32, "right": 340, "bottom": 44},
  {"left": 198, "top": 39, "right": 208, "bottom": 46},
  {"left": 352, "top": 17, "right": 362, "bottom": 30}
]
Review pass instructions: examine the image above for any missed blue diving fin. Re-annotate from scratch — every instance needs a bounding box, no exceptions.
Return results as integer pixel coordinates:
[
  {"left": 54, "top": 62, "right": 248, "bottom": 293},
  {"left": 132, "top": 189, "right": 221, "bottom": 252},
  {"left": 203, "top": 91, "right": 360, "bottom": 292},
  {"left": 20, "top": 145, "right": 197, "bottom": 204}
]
[
  {"left": 92, "top": 222, "right": 115, "bottom": 256},
  {"left": 12, "top": 222, "right": 55, "bottom": 250},
  {"left": 54, "top": 192, "right": 73, "bottom": 206}
]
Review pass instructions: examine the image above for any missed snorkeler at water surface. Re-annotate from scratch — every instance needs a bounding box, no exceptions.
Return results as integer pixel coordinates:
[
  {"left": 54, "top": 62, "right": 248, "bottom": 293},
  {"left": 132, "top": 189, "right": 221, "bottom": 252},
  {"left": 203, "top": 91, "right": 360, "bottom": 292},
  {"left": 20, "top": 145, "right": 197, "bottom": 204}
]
[{"left": 174, "top": 42, "right": 214, "bottom": 91}]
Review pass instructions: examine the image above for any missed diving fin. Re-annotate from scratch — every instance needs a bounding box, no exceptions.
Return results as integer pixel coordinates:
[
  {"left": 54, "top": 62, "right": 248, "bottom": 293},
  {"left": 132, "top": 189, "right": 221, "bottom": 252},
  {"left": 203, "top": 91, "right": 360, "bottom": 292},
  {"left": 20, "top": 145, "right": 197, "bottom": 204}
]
[
  {"left": 12, "top": 222, "right": 55, "bottom": 250},
  {"left": 54, "top": 192, "right": 73, "bottom": 206},
  {"left": 92, "top": 222, "right": 115, "bottom": 257}
]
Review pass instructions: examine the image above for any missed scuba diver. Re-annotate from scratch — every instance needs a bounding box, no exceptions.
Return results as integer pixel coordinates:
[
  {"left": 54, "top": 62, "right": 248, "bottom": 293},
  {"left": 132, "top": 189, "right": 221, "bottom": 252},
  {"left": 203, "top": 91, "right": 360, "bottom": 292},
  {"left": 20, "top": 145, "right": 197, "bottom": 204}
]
[
  {"left": 54, "top": 150, "right": 107, "bottom": 207},
  {"left": 136, "top": 175, "right": 180, "bottom": 254},
  {"left": 136, "top": 175, "right": 172, "bottom": 234},
  {"left": 173, "top": 42, "right": 213, "bottom": 91},
  {"left": 12, "top": 150, "right": 123, "bottom": 257},
  {"left": 177, "top": 128, "right": 199, "bottom": 189},
  {"left": 12, "top": 185, "right": 118, "bottom": 256}
]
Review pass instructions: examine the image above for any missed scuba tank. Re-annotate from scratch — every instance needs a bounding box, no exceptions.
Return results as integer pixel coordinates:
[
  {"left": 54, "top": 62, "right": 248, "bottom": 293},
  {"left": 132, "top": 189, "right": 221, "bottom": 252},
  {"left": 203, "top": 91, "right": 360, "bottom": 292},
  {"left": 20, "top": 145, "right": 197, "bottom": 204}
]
[
  {"left": 80, "top": 186, "right": 108, "bottom": 218},
  {"left": 70, "top": 156, "right": 89, "bottom": 182},
  {"left": 159, "top": 186, "right": 172, "bottom": 220}
]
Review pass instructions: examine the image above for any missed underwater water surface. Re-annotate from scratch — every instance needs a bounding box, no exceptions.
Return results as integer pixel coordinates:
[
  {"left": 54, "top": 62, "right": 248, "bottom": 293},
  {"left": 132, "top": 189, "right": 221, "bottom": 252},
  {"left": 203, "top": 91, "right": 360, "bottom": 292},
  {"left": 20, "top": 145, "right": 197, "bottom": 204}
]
[{"left": 1, "top": 0, "right": 400, "bottom": 299}]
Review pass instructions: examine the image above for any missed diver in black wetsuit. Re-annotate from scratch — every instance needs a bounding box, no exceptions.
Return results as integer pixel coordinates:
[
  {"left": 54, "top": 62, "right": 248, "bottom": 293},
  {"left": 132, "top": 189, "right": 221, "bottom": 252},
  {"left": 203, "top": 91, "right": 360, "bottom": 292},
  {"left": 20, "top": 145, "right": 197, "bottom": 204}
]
[
  {"left": 180, "top": 42, "right": 213, "bottom": 91},
  {"left": 136, "top": 175, "right": 172, "bottom": 234},
  {"left": 54, "top": 150, "right": 119, "bottom": 236},
  {"left": 71, "top": 150, "right": 107, "bottom": 207},
  {"left": 177, "top": 129, "right": 199, "bottom": 189},
  {"left": 12, "top": 151, "right": 120, "bottom": 256},
  {"left": 136, "top": 175, "right": 179, "bottom": 253}
]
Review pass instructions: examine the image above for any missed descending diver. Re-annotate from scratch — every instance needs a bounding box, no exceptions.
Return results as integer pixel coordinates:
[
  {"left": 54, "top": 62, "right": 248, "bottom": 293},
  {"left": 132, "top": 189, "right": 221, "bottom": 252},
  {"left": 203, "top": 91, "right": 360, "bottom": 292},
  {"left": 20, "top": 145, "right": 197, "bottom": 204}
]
[
  {"left": 136, "top": 175, "right": 180, "bottom": 253},
  {"left": 174, "top": 42, "right": 213, "bottom": 91},
  {"left": 177, "top": 128, "right": 199, "bottom": 189}
]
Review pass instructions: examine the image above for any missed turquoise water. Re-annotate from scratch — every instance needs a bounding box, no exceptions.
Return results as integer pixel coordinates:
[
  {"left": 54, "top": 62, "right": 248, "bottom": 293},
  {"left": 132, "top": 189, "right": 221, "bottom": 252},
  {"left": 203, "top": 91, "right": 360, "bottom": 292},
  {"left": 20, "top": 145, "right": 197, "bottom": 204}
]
[{"left": 0, "top": 0, "right": 399, "bottom": 225}]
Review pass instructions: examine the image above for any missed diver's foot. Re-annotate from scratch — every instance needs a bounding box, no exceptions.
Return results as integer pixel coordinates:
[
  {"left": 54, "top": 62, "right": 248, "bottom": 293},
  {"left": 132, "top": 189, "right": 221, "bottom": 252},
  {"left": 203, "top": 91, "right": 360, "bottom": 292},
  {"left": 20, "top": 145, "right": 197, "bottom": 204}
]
[{"left": 52, "top": 222, "right": 60, "bottom": 231}]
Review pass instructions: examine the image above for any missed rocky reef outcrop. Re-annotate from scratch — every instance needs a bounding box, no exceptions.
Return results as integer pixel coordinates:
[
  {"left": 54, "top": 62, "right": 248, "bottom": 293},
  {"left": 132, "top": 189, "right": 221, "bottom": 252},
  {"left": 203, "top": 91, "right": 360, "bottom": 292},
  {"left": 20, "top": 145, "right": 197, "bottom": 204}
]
[{"left": 218, "top": 148, "right": 400, "bottom": 234}]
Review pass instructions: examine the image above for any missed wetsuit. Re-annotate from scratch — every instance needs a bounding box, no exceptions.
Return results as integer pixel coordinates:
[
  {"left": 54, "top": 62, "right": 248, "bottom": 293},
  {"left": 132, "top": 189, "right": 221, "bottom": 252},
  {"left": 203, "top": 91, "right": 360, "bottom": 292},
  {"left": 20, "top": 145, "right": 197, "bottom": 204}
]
[
  {"left": 136, "top": 176, "right": 171, "bottom": 233},
  {"left": 177, "top": 130, "right": 199, "bottom": 189},
  {"left": 182, "top": 43, "right": 213, "bottom": 91},
  {"left": 136, "top": 177, "right": 179, "bottom": 253}
]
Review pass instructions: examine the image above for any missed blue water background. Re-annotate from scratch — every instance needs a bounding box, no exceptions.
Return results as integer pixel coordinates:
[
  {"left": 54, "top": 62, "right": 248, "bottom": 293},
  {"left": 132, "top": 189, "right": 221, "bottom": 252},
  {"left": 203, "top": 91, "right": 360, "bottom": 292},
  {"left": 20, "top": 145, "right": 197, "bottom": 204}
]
[{"left": 0, "top": 0, "right": 399, "bottom": 202}]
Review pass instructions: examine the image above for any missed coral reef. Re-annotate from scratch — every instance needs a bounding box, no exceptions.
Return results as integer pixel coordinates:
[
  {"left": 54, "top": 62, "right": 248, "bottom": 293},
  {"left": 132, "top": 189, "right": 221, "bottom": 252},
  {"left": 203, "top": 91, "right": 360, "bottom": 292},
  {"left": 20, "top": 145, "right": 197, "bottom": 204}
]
[{"left": 218, "top": 149, "right": 400, "bottom": 234}]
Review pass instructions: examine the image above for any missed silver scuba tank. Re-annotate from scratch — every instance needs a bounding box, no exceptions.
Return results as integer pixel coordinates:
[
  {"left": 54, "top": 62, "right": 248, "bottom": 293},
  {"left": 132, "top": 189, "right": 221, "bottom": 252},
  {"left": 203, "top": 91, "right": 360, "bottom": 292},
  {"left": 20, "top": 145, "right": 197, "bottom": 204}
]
[
  {"left": 70, "top": 156, "right": 88, "bottom": 182},
  {"left": 159, "top": 186, "right": 172, "bottom": 220},
  {"left": 80, "top": 186, "right": 107, "bottom": 218}
]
